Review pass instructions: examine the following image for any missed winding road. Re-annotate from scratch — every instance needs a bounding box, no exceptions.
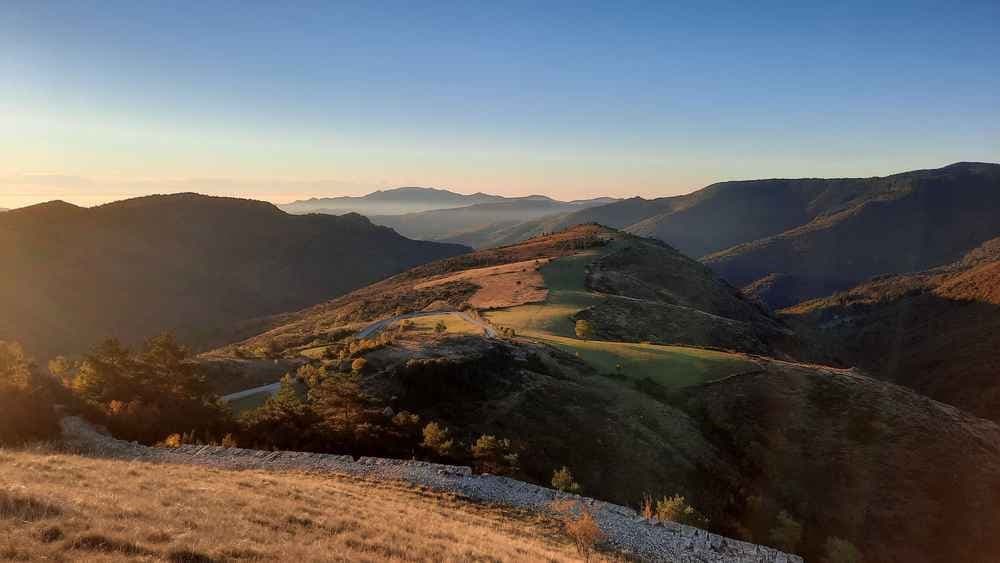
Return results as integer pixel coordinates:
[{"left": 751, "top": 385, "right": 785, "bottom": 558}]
[{"left": 221, "top": 310, "right": 495, "bottom": 403}]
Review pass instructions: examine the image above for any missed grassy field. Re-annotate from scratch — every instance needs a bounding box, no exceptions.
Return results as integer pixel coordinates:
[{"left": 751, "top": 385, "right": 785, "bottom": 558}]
[
  {"left": 0, "top": 448, "right": 599, "bottom": 562},
  {"left": 486, "top": 250, "right": 607, "bottom": 338},
  {"left": 530, "top": 333, "right": 754, "bottom": 388},
  {"left": 486, "top": 246, "right": 754, "bottom": 388}
]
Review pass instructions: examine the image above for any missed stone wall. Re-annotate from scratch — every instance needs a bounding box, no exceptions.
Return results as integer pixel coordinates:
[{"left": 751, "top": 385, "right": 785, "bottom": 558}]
[{"left": 61, "top": 417, "right": 802, "bottom": 563}]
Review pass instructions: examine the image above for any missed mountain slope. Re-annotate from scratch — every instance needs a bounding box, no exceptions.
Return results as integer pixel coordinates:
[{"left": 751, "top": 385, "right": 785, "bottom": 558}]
[
  {"left": 704, "top": 162, "right": 1000, "bottom": 306},
  {"left": 782, "top": 237, "right": 1000, "bottom": 420},
  {"left": 683, "top": 361, "right": 1000, "bottom": 563},
  {"left": 280, "top": 186, "right": 506, "bottom": 215},
  {"left": 0, "top": 193, "right": 468, "bottom": 358}
]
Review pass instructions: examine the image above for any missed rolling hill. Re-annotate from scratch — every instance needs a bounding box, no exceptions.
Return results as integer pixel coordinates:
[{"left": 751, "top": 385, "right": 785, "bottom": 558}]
[
  {"left": 782, "top": 237, "right": 1000, "bottom": 421},
  {"left": 280, "top": 186, "right": 507, "bottom": 215},
  {"left": 209, "top": 224, "right": 1000, "bottom": 562},
  {"left": 0, "top": 193, "right": 468, "bottom": 359}
]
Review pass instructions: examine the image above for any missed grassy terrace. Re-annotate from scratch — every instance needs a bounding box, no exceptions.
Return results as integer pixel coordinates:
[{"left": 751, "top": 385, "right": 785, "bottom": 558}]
[{"left": 486, "top": 243, "right": 755, "bottom": 389}]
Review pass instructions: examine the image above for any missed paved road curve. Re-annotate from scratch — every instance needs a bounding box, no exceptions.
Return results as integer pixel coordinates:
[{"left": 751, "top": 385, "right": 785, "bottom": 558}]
[{"left": 221, "top": 310, "right": 495, "bottom": 403}]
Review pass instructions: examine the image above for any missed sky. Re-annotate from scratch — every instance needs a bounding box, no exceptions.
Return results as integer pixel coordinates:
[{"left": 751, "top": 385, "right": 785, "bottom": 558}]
[{"left": 2, "top": 0, "right": 998, "bottom": 209}]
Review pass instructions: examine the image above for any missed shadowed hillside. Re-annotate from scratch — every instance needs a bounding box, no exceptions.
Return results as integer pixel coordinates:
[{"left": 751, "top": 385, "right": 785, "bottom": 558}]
[
  {"left": 0, "top": 193, "right": 468, "bottom": 359},
  {"left": 702, "top": 162, "right": 1000, "bottom": 305},
  {"left": 783, "top": 237, "right": 1000, "bottom": 421}
]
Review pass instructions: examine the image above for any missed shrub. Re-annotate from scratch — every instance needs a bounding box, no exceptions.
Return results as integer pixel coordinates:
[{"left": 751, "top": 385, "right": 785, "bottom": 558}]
[
  {"left": 551, "top": 500, "right": 605, "bottom": 561},
  {"left": 421, "top": 422, "right": 455, "bottom": 457},
  {"left": 159, "top": 434, "right": 183, "bottom": 448},
  {"left": 769, "top": 510, "right": 803, "bottom": 553},
  {"left": 654, "top": 495, "right": 709, "bottom": 527},
  {"left": 574, "top": 319, "right": 595, "bottom": 339},
  {"left": 434, "top": 321, "right": 447, "bottom": 334},
  {"left": 823, "top": 537, "right": 862, "bottom": 563},
  {"left": 551, "top": 466, "right": 581, "bottom": 493},
  {"left": 350, "top": 358, "right": 368, "bottom": 373},
  {"left": 640, "top": 494, "right": 655, "bottom": 519},
  {"left": 471, "top": 434, "right": 519, "bottom": 476}
]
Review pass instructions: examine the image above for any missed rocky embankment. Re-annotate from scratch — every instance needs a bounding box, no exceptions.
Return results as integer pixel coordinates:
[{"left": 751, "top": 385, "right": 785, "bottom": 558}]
[{"left": 61, "top": 417, "right": 800, "bottom": 563}]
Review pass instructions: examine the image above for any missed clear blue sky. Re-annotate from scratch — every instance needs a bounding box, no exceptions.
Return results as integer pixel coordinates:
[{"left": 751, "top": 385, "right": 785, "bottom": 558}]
[{"left": 2, "top": 0, "right": 998, "bottom": 208}]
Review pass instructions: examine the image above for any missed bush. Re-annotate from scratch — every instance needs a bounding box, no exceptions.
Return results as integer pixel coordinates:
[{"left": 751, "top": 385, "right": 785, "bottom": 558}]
[
  {"left": 823, "top": 537, "right": 862, "bottom": 563},
  {"left": 470, "top": 434, "right": 519, "bottom": 476},
  {"left": 350, "top": 358, "right": 368, "bottom": 373},
  {"left": 574, "top": 319, "right": 595, "bottom": 339},
  {"left": 653, "top": 494, "right": 709, "bottom": 527},
  {"left": 552, "top": 500, "right": 605, "bottom": 561},
  {"left": 434, "top": 321, "right": 447, "bottom": 334},
  {"left": 421, "top": 422, "right": 454, "bottom": 457},
  {"left": 769, "top": 510, "right": 803, "bottom": 553},
  {"left": 551, "top": 466, "right": 581, "bottom": 493}
]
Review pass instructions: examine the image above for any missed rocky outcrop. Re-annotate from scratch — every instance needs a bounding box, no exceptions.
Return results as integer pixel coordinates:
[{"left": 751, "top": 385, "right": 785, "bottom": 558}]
[{"left": 61, "top": 417, "right": 801, "bottom": 563}]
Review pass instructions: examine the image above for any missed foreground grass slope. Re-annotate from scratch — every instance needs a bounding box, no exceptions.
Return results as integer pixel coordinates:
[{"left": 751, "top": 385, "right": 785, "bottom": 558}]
[{"left": 0, "top": 449, "right": 589, "bottom": 562}]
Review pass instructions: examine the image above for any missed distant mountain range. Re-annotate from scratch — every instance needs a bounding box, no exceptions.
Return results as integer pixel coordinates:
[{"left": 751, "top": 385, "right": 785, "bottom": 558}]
[
  {"left": 0, "top": 193, "right": 467, "bottom": 358},
  {"left": 369, "top": 196, "right": 617, "bottom": 246},
  {"left": 280, "top": 187, "right": 509, "bottom": 215}
]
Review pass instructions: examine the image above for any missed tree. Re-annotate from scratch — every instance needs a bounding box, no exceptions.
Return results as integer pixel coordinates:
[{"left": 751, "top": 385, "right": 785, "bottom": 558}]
[
  {"left": 309, "top": 372, "right": 384, "bottom": 450},
  {"left": 574, "top": 319, "right": 594, "bottom": 339},
  {"left": 73, "top": 334, "right": 231, "bottom": 444},
  {"left": 769, "top": 510, "right": 803, "bottom": 554},
  {"left": 239, "top": 375, "right": 319, "bottom": 451},
  {"left": 471, "top": 434, "right": 519, "bottom": 476},
  {"left": 421, "top": 422, "right": 454, "bottom": 457},
  {"left": 551, "top": 466, "right": 581, "bottom": 493},
  {"left": 823, "top": 537, "right": 862, "bottom": 563},
  {"left": 0, "top": 341, "right": 60, "bottom": 446}
]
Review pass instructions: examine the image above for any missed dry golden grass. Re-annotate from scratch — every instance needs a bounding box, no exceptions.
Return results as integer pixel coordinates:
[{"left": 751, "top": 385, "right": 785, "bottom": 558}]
[
  {"left": 0, "top": 449, "right": 603, "bottom": 562},
  {"left": 413, "top": 259, "right": 549, "bottom": 309}
]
